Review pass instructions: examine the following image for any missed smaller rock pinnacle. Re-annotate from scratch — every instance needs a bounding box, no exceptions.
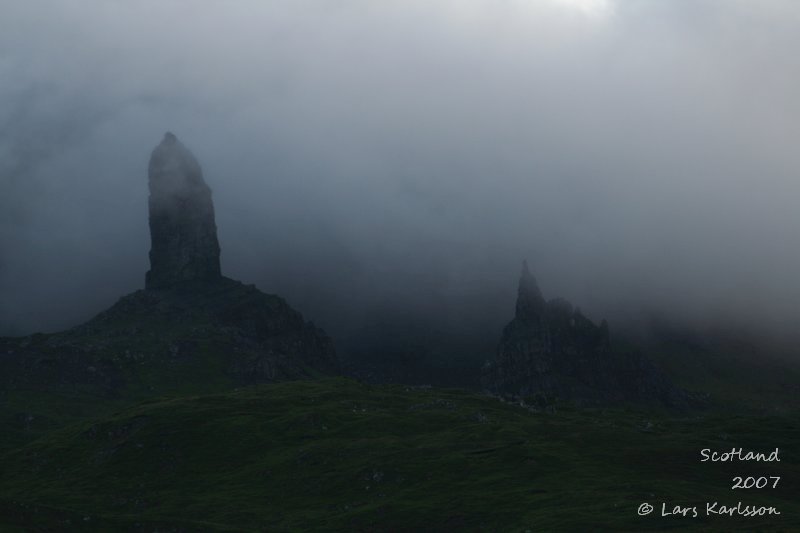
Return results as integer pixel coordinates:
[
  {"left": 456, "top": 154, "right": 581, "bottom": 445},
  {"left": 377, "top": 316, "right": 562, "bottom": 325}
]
[{"left": 515, "top": 259, "right": 545, "bottom": 321}]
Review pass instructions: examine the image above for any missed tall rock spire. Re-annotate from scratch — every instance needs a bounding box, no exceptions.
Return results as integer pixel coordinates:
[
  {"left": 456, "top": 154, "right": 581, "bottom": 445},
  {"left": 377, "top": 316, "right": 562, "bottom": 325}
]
[
  {"left": 515, "top": 260, "right": 545, "bottom": 322},
  {"left": 145, "top": 132, "right": 222, "bottom": 289}
]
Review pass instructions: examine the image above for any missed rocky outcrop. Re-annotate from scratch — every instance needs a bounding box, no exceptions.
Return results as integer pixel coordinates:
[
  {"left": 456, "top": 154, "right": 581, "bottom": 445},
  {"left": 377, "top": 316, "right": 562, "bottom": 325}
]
[
  {"left": 482, "top": 262, "right": 686, "bottom": 408},
  {"left": 0, "top": 277, "right": 339, "bottom": 395},
  {"left": 0, "top": 133, "right": 339, "bottom": 396},
  {"left": 146, "top": 132, "right": 221, "bottom": 289}
]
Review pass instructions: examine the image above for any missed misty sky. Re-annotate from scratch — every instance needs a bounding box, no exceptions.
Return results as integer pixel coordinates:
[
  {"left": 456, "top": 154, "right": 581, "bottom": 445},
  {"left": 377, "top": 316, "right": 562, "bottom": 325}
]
[{"left": 1, "top": 0, "right": 799, "bottom": 348}]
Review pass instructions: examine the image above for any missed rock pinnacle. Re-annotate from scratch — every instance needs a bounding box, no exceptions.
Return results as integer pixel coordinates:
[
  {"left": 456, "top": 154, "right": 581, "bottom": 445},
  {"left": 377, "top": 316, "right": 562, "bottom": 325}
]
[
  {"left": 515, "top": 260, "right": 545, "bottom": 322},
  {"left": 145, "top": 132, "right": 222, "bottom": 289}
]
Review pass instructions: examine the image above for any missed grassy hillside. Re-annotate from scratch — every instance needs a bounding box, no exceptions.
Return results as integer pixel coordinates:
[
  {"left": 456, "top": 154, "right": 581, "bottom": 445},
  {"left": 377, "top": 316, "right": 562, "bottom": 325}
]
[{"left": 1, "top": 378, "right": 797, "bottom": 531}]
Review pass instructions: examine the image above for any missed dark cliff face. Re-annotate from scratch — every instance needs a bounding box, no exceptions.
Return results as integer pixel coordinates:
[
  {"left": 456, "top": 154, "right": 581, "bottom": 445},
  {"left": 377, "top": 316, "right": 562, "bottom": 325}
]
[
  {"left": 146, "top": 132, "right": 222, "bottom": 290},
  {"left": 483, "top": 262, "right": 686, "bottom": 408}
]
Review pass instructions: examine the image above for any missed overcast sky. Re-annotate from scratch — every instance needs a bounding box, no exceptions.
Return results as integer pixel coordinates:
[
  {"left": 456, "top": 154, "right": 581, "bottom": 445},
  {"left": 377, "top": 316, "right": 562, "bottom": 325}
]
[{"left": 1, "top": 0, "right": 799, "bottom": 349}]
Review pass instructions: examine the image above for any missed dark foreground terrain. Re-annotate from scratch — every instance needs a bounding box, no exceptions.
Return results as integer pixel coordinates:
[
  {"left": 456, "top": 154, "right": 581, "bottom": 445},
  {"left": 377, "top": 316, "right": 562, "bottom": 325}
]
[{"left": 0, "top": 377, "right": 798, "bottom": 532}]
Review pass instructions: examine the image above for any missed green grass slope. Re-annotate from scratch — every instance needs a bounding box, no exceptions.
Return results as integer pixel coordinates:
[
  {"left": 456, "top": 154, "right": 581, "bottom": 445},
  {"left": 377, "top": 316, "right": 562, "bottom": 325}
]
[{"left": 0, "top": 378, "right": 797, "bottom": 531}]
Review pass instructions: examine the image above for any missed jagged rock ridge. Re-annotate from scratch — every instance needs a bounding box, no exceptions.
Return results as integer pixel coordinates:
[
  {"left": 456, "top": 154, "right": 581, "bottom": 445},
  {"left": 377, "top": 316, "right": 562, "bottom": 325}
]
[{"left": 483, "top": 261, "right": 686, "bottom": 407}]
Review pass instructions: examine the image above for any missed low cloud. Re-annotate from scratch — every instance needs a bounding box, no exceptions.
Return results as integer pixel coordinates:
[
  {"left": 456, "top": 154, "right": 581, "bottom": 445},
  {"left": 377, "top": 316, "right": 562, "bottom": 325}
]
[{"left": 1, "top": 1, "right": 798, "bottom": 350}]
